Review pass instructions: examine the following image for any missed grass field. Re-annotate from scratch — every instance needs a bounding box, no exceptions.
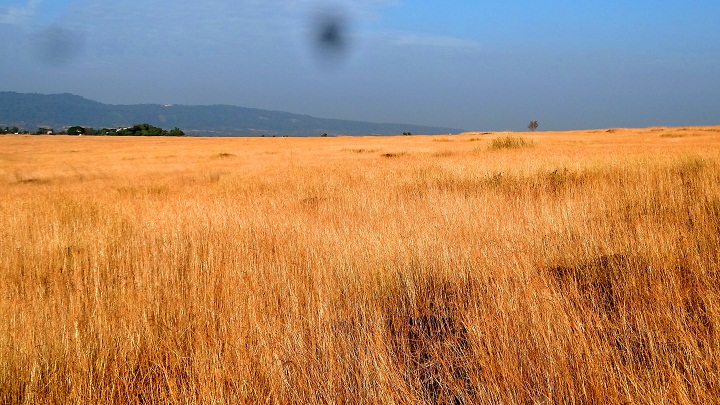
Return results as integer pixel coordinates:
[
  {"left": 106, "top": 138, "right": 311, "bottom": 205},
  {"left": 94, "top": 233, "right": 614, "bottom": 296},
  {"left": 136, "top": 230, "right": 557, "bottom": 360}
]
[{"left": 1, "top": 127, "right": 719, "bottom": 404}]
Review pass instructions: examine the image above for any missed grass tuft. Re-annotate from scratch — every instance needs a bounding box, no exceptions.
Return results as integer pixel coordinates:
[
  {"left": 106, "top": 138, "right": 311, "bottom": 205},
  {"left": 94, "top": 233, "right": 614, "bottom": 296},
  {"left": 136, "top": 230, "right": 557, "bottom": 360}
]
[
  {"left": 489, "top": 135, "right": 535, "bottom": 150},
  {"left": 381, "top": 152, "right": 407, "bottom": 158}
]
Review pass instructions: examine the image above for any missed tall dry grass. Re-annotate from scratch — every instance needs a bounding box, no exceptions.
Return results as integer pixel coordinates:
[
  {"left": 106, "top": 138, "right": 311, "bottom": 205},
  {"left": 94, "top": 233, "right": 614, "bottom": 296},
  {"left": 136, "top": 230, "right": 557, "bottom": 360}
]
[{"left": 1, "top": 127, "right": 719, "bottom": 404}]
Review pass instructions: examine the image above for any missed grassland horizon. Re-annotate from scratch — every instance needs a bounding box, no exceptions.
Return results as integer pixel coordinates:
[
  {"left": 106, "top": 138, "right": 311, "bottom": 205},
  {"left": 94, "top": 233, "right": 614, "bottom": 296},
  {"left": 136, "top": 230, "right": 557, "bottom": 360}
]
[{"left": 1, "top": 126, "right": 719, "bottom": 404}]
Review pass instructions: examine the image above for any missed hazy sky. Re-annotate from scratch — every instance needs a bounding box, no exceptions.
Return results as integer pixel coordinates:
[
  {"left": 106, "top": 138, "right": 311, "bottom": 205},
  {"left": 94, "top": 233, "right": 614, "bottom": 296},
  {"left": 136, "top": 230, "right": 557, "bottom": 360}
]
[{"left": 2, "top": 0, "right": 719, "bottom": 131}]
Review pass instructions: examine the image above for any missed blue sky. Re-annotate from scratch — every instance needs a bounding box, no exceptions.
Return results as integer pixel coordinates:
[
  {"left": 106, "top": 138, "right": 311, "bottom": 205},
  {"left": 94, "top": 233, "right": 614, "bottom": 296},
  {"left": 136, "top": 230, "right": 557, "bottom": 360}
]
[{"left": 1, "top": 0, "right": 719, "bottom": 131}]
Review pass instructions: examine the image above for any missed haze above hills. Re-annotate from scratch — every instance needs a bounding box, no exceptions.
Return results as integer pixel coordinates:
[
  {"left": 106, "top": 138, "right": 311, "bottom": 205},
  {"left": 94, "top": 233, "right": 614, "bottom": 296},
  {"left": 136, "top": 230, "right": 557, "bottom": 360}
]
[{"left": 0, "top": 92, "right": 462, "bottom": 136}]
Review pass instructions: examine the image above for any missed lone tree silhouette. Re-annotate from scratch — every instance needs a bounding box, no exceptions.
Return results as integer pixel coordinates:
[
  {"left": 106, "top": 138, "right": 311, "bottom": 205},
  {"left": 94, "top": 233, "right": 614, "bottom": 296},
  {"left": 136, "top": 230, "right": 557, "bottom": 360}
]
[{"left": 528, "top": 121, "right": 539, "bottom": 132}]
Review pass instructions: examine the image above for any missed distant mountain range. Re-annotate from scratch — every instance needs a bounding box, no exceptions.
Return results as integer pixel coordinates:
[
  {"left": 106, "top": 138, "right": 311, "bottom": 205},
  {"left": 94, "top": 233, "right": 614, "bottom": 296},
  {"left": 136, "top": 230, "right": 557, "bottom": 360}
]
[{"left": 0, "top": 92, "right": 463, "bottom": 136}]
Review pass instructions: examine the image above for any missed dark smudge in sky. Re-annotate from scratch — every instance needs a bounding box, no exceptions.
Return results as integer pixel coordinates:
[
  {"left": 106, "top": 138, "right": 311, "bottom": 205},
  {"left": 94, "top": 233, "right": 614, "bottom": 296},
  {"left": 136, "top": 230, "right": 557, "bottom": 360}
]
[
  {"left": 32, "top": 27, "right": 85, "bottom": 65},
  {"left": 310, "top": 6, "right": 351, "bottom": 66}
]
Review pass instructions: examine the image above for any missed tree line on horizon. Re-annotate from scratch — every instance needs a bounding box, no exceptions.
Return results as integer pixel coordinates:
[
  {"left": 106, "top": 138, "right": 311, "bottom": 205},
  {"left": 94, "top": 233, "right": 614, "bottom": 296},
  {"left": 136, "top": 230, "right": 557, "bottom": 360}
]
[
  {"left": 0, "top": 123, "right": 185, "bottom": 136},
  {"left": 0, "top": 126, "right": 22, "bottom": 134}
]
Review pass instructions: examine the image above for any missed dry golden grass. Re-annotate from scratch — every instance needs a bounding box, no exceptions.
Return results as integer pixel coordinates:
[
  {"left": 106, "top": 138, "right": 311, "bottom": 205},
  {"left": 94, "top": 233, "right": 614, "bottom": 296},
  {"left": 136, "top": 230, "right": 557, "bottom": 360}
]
[{"left": 1, "top": 126, "right": 719, "bottom": 404}]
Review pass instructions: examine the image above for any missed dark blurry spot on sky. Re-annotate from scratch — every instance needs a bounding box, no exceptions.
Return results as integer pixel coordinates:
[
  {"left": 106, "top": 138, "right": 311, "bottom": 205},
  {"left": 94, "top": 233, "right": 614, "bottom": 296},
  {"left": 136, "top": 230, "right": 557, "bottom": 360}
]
[
  {"left": 309, "top": 5, "right": 352, "bottom": 67},
  {"left": 32, "top": 26, "right": 85, "bottom": 64}
]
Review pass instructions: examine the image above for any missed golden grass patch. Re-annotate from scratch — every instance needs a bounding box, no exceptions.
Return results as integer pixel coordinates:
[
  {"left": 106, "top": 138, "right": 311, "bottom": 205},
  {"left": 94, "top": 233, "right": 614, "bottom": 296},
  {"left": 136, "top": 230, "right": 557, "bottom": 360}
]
[{"left": 1, "top": 127, "right": 720, "bottom": 403}]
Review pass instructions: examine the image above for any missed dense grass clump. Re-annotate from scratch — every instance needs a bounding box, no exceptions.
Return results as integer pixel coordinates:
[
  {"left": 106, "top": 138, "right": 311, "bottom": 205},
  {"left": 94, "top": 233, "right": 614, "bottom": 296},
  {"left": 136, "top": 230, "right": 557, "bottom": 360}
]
[{"left": 488, "top": 135, "right": 535, "bottom": 150}]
